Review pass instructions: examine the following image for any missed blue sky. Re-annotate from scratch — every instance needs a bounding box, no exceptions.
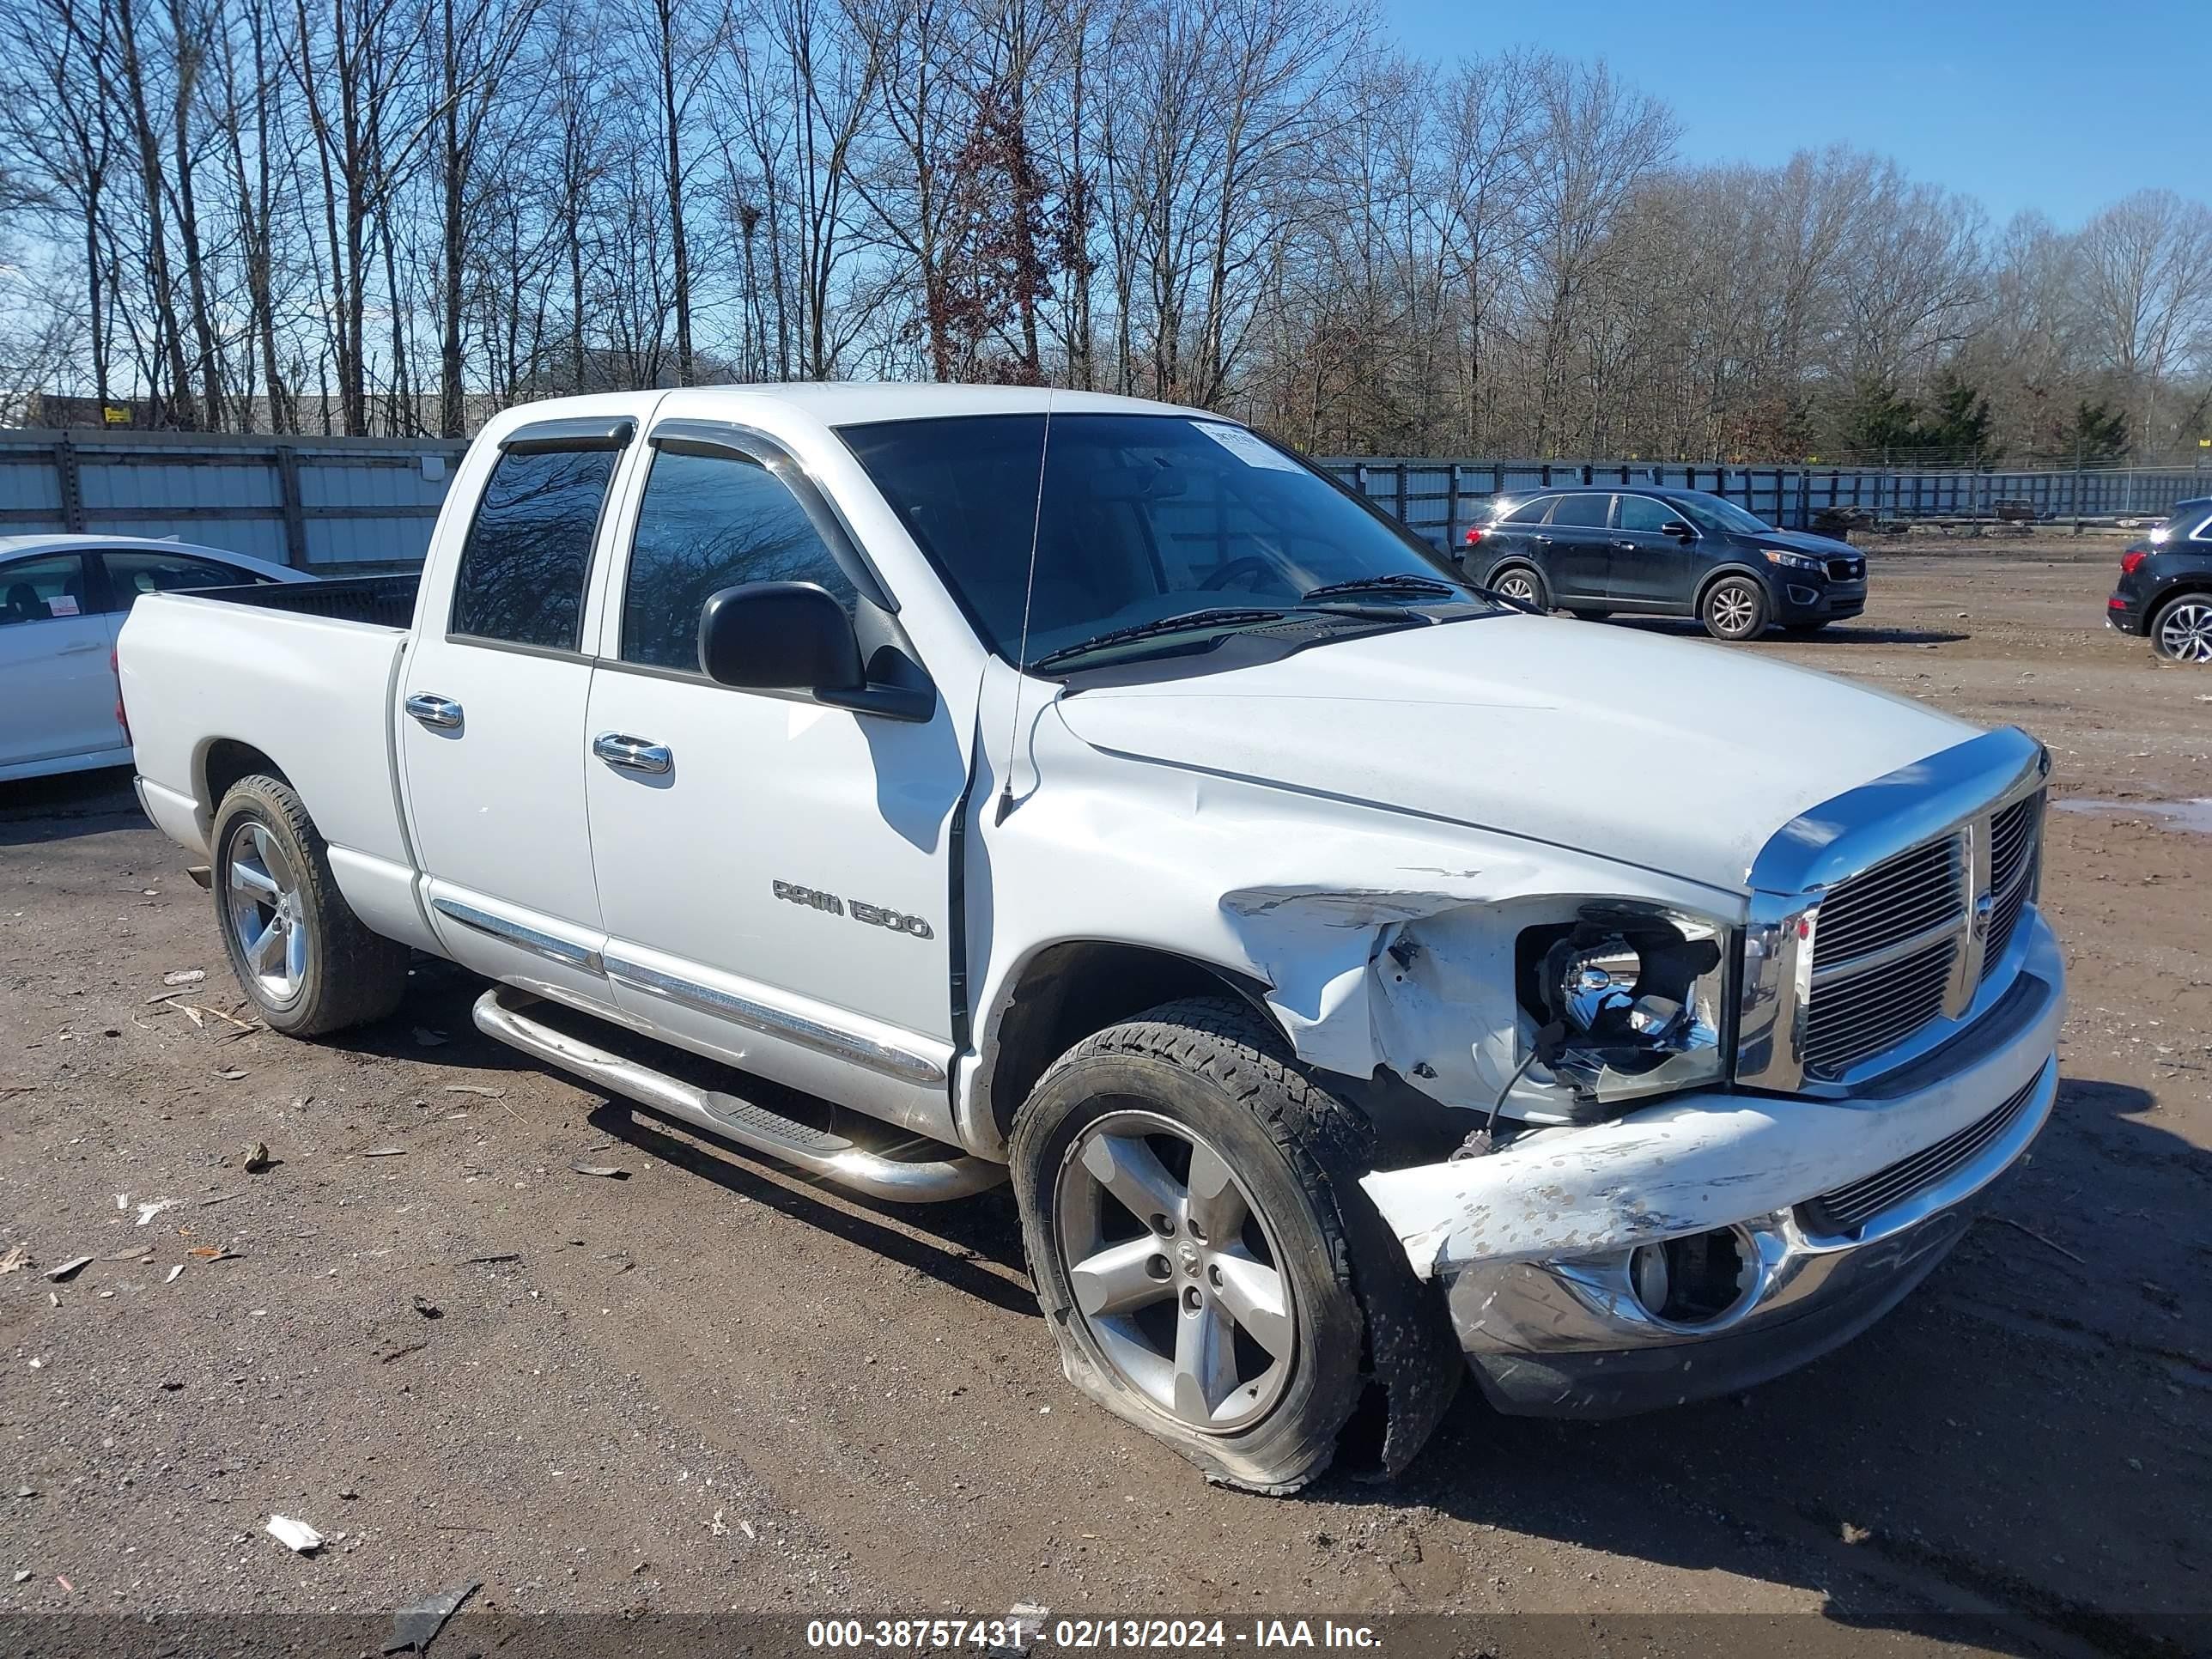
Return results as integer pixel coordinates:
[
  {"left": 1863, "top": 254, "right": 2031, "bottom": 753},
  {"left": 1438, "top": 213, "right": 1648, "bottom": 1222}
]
[{"left": 1381, "top": 0, "right": 2209, "bottom": 229}]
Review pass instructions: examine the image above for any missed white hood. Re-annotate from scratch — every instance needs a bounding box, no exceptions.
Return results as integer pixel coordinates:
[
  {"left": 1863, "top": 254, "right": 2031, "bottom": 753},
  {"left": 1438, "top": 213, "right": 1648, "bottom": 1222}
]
[{"left": 1051, "top": 612, "right": 1975, "bottom": 896}]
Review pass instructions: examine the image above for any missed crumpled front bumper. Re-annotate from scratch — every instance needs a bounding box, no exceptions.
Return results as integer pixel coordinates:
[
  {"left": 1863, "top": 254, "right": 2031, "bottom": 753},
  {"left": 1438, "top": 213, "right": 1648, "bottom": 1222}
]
[{"left": 1358, "top": 912, "right": 2063, "bottom": 1418}]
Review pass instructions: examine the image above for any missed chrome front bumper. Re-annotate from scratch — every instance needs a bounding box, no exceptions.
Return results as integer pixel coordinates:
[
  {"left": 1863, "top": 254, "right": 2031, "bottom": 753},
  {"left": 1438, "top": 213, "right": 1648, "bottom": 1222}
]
[{"left": 1359, "top": 909, "right": 2063, "bottom": 1418}]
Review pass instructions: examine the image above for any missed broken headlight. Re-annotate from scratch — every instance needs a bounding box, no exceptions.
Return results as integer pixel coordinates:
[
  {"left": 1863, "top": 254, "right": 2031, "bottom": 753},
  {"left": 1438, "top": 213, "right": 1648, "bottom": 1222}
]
[{"left": 1516, "top": 904, "right": 1729, "bottom": 1107}]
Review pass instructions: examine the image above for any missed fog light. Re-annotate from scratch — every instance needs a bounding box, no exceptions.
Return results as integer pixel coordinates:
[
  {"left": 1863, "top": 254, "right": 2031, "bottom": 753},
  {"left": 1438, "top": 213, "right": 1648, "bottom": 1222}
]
[{"left": 1628, "top": 1228, "right": 1753, "bottom": 1326}]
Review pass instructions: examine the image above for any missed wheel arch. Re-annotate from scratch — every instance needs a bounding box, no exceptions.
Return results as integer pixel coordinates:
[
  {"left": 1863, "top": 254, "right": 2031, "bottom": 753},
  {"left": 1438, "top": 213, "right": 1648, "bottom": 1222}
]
[
  {"left": 198, "top": 738, "right": 289, "bottom": 823},
  {"left": 967, "top": 939, "right": 1285, "bottom": 1158},
  {"left": 1692, "top": 562, "right": 1773, "bottom": 611}
]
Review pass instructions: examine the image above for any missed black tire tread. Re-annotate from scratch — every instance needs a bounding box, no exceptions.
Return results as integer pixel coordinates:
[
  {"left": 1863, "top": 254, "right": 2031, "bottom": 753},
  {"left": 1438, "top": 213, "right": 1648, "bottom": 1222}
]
[{"left": 211, "top": 775, "right": 410, "bottom": 1036}]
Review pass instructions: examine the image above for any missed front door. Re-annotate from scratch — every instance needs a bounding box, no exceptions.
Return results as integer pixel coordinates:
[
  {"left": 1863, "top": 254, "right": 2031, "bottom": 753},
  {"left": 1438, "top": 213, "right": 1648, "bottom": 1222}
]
[
  {"left": 397, "top": 427, "right": 633, "bottom": 999},
  {"left": 1606, "top": 494, "right": 1702, "bottom": 610},
  {"left": 582, "top": 427, "right": 968, "bottom": 1137},
  {"left": 1534, "top": 493, "right": 1614, "bottom": 605},
  {"left": 0, "top": 552, "right": 124, "bottom": 771}
]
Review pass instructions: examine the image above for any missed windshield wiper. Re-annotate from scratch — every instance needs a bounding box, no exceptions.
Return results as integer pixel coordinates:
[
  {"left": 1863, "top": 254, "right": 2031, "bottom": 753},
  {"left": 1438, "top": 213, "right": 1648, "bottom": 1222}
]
[
  {"left": 1300, "top": 572, "right": 1469, "bottom": 602},
  {"left": 1027, "top": 608, "right": 1291, "bottom": 672}
]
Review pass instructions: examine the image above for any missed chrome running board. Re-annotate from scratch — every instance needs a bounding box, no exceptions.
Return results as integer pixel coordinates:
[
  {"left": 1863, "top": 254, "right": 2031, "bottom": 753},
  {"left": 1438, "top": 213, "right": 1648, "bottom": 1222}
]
[{"left": 471, "top": 987, "right": 1005, "bottom": 1204}]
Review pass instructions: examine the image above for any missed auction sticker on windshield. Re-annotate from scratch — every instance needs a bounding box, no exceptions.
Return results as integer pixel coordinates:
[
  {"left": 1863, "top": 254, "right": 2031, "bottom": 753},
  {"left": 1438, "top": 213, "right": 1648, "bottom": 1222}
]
[{"left": 1192, "top": 422, "right": 1301, "bottom": 471}]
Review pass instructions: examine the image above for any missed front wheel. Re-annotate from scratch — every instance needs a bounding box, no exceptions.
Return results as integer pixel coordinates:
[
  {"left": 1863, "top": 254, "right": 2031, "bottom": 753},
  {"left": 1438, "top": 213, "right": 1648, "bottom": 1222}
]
[
  {"left": 2150, "top": 594, "right": 2212, "bottom": 663},
  {"left": 210, "top": 774, "right": 410, "bottom": 1036},
  {"left": 1010, "top": 1000, "right": 1379, "bottom": 1492},
  {"left": 1701, "top": 575, "right": 1770, "bottom": 641}
]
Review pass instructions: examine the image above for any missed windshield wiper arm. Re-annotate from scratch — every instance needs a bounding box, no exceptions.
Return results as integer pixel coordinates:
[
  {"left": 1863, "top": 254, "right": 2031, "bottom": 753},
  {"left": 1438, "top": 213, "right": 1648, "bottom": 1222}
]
[
  {"left": 1300, "top": 572, "right": 1468, "bottom": 602},
  {"left": 1027, "top": 608, "right": 1291, "bottom": 672}
]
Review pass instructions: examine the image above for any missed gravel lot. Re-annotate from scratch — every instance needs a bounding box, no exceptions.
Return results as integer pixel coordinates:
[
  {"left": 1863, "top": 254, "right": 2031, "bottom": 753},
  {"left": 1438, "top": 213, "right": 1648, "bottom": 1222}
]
[{"left": 0, "top": 540, "right": 2203, "bottom": 1656}]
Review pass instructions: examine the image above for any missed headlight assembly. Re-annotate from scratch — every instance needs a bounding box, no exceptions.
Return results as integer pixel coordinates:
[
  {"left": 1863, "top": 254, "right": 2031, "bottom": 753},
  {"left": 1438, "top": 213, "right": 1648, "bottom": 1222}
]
[
  {"left": 1761, "top": 548, "right": 1826, "bottom": 573},
  {"left": 1515, "top": 903, "right": 1730, "bottom": 1109}
]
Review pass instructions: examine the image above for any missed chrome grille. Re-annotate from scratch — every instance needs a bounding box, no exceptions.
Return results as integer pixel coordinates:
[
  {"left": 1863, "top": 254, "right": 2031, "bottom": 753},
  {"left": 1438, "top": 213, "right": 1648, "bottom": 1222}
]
[
  {"left": 1811, "top": 836, "right": 1966, "bottom": 970},
  {"left": 1981, "top": 792, "right": 2043, "bottom": 980},
  {"left": 1802, "top": 937, "right": 1957, "bottom": 1078},
  {"left": 1799, "top": 1072, "right": 2039, "bottom": 1236}
]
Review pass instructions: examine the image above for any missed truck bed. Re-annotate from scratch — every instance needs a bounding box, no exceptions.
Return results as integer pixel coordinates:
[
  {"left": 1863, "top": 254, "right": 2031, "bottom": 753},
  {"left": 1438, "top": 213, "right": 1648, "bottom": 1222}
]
[
  {"left": 117, "top": 584, "right": 419, "bottom": 884},
  {"left": 194, "top": 573, "right": 421, "bottom": 630}
]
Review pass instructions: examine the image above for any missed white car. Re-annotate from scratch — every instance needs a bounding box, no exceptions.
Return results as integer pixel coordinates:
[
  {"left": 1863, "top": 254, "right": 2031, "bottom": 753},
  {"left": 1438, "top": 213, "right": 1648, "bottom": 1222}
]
[
  {"left": 0, "top": 534, "right": 312, "bottom": 782},
  {"left": 117, "top": 387, "right": 2061, "bottom": 1490}
]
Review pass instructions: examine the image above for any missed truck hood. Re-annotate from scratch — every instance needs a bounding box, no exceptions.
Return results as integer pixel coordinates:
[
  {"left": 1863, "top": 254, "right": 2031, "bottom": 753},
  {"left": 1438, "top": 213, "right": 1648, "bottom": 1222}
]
[{"left": 1051, "top": 612, "right": 1974, "bottom": 896}]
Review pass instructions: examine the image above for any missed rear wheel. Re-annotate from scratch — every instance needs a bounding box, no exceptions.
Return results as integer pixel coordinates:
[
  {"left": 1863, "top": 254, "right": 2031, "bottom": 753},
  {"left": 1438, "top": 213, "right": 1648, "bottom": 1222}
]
[
  {"left": 2150, "top": 594, "right": 2212, "bottom": 663},
  {"left": 1011, "top": 999, "right": 1379, "bottom": 1492},
  {"left": 210, "top": 775, "right": 410, "bottom": 1036},
  {"left": 1490, "top": 566, "right": 1548, "bottom": 612},
  {"left": 1701, "top": 575, "right": 1770, "bottom": 641}
]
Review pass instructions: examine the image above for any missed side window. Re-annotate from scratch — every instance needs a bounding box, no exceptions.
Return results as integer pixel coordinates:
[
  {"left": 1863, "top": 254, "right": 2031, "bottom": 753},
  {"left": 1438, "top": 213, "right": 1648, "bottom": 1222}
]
[
  {"left": 1548, "top": 494, "right": 1611, "bottom": 529},
  {"left": 1500, "top": 495, "right": 1557, "bottom": 526},
  {"left": 100, "top": 550, "right": 255, "bottom": 611},
  {"left": 449, "top": 447, "right": 618, "bottom": 651},
  {"left": 0, "top": 554, "right": 88, "bottom": 626},
  {"left": 1617, "top": 496, "right": 1676, "bottom": 534},
  {"left": 620, "top": 446, "right": 859, "bottom": 673}
]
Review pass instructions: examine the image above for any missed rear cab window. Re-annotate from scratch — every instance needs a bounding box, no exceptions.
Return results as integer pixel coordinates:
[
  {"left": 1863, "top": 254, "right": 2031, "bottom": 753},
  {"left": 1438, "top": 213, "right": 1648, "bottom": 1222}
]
[{"left": 448, "top": 447, "right": 621, "bottom": 651}]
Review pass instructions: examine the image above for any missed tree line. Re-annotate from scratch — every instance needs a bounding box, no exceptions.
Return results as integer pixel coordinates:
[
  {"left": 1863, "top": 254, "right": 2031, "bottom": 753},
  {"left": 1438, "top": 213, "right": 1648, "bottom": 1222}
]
[{"left": 1, "top": 0, "right": 2208, "bottom": 465}]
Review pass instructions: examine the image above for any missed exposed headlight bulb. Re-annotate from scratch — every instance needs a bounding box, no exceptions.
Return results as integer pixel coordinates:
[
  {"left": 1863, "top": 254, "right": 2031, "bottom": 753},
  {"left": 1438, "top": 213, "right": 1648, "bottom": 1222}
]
[{"left": 1522, "top": 905, "right": 1729, "bottom": 1107}]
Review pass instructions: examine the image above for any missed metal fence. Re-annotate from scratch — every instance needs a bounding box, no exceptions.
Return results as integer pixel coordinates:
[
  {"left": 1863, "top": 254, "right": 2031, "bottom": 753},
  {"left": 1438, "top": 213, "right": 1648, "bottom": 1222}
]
[
  {"left": 1319, "top": 458, "right": 2209, "bottom": 550},
  {"left": 0, "top": 428, "right": 469, "bottom": 570}
]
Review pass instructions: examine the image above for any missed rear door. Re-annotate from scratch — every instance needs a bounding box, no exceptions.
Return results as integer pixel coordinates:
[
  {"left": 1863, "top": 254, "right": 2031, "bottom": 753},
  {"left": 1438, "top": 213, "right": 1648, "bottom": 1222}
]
[
  {"left": 396, "top": 418, "right": 635, "bottom": 1000},
  {"left": 0, "top": 551, "right": 122, "bottom": 769},
  {"left": 1538, "top": 493, "right": 1614, "bottom": 604},
  {"left": 1606, "top": 494, "right": 1701, "bottom": 609},
  {"left": 580, "top": 422, "right": 966, "bottom": 1136}
]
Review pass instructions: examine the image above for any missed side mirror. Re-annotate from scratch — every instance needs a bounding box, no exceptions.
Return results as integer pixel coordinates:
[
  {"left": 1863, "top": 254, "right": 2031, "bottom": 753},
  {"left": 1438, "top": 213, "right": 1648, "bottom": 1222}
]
[
  {"left": 697, "top": 580, "right": 863, "bottom": 694},
  {"left": 1661, "top": 520, "right": 1696, "bottom": 540}
]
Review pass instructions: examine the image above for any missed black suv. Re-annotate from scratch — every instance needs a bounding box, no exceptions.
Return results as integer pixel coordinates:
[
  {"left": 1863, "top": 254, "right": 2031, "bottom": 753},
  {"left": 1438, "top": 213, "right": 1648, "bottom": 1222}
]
[
  {"left": 1462, "top": 486, "right": 1868, "bottom": 641},
  {"left": 2107, "top": 496, "right": 2212, "bottom": 664}
]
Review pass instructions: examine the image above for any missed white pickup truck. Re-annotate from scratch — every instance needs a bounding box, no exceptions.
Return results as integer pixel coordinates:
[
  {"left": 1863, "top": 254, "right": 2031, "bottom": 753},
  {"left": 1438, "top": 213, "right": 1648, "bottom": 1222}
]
[{"left": 121, "top": 386, "right": 2063, "bottom": 1491}]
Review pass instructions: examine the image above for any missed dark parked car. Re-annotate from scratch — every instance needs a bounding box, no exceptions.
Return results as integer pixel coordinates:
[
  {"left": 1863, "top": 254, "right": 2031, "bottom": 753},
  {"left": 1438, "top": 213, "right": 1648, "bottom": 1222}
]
[
  {"left": 1462, "top": 486, "right": 1868, "bottom": 641},
  {"left": 2107, "top": 495, "right": 2212, "bottom": 664}
]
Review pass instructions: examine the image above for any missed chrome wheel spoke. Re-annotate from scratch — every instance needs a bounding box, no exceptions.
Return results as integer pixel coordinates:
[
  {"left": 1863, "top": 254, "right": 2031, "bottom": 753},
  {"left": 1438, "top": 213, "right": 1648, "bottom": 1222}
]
[
  {"left": 1210, "top": 1253, "right": 1291, "bottom": 1359},
  {"left": 1171, "top": 1297, "right": 1238, "bottom": 1424},
  {"left": 229, "top": 859, "right": 280, "bottom": 900},
  {"left": 1182, "top": 1141, "right": 1246, "bottom": 1243},
  {"left": 283, "top": 916, "right": 309, "bottom": 984},
  {"left": 245, "top": 915, "right": 285, "bottom": 974},
  {"left": 1080, "top": 1133, "right": 1184, "bottom": 1231},
  {"left": 1070, "top": 1236, "right": 1172, "bottom": 1318}
]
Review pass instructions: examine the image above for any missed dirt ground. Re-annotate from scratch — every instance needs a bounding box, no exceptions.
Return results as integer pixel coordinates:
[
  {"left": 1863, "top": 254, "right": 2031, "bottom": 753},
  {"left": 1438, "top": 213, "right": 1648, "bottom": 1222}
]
[{"left": 0, "top": 539, "right": 2204, "bottom": 1656}]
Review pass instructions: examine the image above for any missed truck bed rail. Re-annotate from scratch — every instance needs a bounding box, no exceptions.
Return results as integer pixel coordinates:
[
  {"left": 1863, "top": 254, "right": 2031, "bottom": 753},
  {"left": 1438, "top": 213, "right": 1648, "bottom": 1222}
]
[{"left": 198, "top": 574, "right": 421, "bottom": 630}]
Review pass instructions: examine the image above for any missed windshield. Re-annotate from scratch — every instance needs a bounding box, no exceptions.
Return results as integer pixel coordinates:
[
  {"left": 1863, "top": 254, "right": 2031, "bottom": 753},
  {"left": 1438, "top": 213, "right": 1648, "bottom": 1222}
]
[
  {"left": 1672, "top": 492, "right": 1771, "bottom": 536},
  {"left": 840, "top": 413, "right": 1481, "bottom": 666}
]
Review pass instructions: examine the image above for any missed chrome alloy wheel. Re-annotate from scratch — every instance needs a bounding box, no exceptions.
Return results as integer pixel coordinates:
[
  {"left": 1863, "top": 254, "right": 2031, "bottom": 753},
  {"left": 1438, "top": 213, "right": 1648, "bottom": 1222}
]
[
  {"left": 1495, "top": 571, "right": 1540, "bottom": 606},
  {"left": 1054, "top": 1109, "right": 1296, "bottom": 1434},
  {"left": 2157, "top": 599, "right": 2212, "bottom": 663},
  {"left": 1711, "top": 583, "right": 1759, "bottom": 636},
  {"left": 224, "top": 822, "right": 308, "bottom": 1001}
]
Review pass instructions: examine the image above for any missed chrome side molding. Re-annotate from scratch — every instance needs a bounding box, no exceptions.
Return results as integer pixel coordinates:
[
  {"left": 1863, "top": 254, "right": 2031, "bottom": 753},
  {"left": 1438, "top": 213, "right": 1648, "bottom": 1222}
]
[
  {"left": 432, "top": 896, "right": 605, "bottom": 975},
  {"left": 471, "top": 988, "right": 1002, "bottom": 1204},
  {"left": 603, "top": 952, "right": 948, "bottom": 1089}
]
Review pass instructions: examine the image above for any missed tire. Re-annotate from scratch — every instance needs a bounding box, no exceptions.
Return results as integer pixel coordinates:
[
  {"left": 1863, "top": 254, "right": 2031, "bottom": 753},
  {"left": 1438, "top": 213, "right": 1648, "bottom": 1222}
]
[
  {"left": 1701, "top": 574, "right": 1770, "bottom": 641},
  {"left": 1489, "top": 565, "right": 1548, "bottom": 612},
  {"left": 2149, "top": 593, "right": 2212, "bottom": 664},
  {"left": 1010, "top": 998, "right": 1387, "bottom": 1492},
  {"left": 210, "top": 774, "right": 410, "bottom": 1036}
]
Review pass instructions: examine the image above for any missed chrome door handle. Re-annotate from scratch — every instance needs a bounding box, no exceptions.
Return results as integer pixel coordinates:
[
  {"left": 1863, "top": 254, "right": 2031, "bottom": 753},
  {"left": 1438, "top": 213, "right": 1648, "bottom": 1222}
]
[
  {"left": 405, "top": 693, "right": 464, "bottom": 729},
  {"left": 593, "top": 732, "right": 672, "bottom": 774}
]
